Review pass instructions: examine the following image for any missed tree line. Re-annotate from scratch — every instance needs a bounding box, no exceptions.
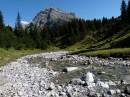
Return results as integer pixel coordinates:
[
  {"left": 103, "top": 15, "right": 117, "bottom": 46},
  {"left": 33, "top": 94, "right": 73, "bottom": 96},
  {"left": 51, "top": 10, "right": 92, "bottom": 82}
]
[{"left": 0, "top": 0, "right": 130, "bottom": 50}]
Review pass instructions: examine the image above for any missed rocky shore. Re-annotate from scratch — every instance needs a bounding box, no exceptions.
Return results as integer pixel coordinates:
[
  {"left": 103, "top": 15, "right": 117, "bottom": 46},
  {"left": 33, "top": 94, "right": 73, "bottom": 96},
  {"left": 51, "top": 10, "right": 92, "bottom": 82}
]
[{"left": 0, "top": 51, "right": 130, "bottom": 97}]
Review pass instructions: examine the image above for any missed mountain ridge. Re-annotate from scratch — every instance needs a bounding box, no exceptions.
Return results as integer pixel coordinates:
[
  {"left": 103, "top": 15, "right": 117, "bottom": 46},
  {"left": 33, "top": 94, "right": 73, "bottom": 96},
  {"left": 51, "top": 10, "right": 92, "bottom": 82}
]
[{"left": 30, "top": 7, "right": 76, "bottom": 28}]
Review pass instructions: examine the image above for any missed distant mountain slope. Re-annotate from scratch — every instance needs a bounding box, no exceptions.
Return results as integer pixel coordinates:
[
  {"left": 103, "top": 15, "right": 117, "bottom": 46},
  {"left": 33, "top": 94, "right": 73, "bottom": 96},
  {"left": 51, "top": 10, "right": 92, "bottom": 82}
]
[
  {"left": 68, "top": 24, "right": 130, "bottom": 51},
  {"left": 31, "top": 8, "right": 76, "bottom": 28}
]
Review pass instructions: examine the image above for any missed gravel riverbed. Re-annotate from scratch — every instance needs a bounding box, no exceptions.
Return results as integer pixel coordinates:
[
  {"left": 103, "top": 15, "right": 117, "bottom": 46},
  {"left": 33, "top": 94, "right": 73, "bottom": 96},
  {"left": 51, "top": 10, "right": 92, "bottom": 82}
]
[{"left": 0, "top": 51, "right": 130, "bottom": 97}]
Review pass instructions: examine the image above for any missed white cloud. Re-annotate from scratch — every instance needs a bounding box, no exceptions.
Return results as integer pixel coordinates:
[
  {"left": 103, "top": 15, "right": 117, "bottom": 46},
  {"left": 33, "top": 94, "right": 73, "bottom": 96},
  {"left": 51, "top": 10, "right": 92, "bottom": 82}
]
[{"left": 21, "top": 21, "right": 29, "bottom": 25}]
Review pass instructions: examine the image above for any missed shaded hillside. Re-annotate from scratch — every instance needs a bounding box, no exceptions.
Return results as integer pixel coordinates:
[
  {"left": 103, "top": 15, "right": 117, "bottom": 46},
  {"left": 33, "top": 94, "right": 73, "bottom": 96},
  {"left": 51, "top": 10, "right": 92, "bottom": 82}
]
[{"left": 73, "top": 24, "right": 130, "bottom": 50}]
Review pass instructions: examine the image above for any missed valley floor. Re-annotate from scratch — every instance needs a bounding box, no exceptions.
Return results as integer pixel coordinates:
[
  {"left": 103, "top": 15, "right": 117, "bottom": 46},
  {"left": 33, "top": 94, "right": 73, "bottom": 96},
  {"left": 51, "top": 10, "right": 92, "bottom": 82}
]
[{"left": 0, "top": 51, "right": 130, "bottom": 97}]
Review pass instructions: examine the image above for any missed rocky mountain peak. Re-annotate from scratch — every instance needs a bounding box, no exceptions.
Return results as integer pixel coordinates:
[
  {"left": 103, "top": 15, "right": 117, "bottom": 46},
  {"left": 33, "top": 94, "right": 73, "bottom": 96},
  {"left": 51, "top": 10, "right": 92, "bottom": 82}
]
[
  {"left": 31, "top": 7, "right": 76, "bottom": 28},
  {"left": 44, "top": 7, "right": 63, "bottom": 12}
]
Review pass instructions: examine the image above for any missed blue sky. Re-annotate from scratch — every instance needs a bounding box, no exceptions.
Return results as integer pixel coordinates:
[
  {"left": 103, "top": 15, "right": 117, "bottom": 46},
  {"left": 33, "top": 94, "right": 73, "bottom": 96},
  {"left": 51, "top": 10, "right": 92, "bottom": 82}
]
[{"left": 0, "top": 0, "right": 128, "bottom": 26}]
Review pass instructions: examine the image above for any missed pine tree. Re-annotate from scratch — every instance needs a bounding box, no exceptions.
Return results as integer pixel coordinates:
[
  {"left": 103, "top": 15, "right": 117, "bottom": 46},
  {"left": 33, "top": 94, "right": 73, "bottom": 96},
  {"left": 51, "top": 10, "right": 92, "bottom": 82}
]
[
  {"left": 0, "top": 11, "right": 4, "bottom": 30},
  {"left": 127, "top": 0, "right": 130, "bottom": 23},
  {"left": 121, "top": 0, "right": 127, "bottom": 22},
  {"left": 15, "top": 12, "right": 22, "bottom": 32}
]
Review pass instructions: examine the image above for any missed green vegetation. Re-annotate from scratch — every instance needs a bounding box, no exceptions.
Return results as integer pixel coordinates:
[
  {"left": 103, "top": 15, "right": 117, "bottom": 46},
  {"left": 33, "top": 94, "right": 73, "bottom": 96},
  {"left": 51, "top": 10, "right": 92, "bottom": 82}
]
[
  {"left": 0, "top": 7, "right": 117, "bottom": 50},
  {"left": 71, "top": 48, "right": 130, "bottom": 58},
  {"left": 0, "top": 48, "right": 43, "bottom": 67},
  {"left": 0, "top": 0, "right": 130, "bottom": 63}
]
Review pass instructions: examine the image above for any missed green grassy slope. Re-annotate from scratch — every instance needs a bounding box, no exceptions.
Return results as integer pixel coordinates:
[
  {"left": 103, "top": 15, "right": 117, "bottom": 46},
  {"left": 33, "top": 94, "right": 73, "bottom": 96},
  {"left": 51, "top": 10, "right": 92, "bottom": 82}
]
[
  {"left": 69, "top": 25, "right": 130, "bottom": 57},
  {"left": 0, "top": 48, "right": 43, "bottom": 67},
  {"left": 72, "top": 48, "right": 130, "bottom": 58}
]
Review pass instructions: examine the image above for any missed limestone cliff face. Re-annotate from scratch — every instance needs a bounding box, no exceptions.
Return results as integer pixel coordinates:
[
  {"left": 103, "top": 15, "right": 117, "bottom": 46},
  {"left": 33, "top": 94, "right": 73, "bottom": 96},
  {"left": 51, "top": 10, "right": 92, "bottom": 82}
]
[{"left": 31, "top": 8, "right": 76, "bottom": 28}]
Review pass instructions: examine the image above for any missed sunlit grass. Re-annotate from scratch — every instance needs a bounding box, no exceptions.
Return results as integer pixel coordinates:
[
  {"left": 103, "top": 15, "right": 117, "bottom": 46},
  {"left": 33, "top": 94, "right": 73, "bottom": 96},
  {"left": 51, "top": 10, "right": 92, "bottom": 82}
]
[
  {"left": 0, "top": 48, "right": 43, "bottom": 67},
  {"left": 71, "top": 48, "right": 130, "bottom": 58}
]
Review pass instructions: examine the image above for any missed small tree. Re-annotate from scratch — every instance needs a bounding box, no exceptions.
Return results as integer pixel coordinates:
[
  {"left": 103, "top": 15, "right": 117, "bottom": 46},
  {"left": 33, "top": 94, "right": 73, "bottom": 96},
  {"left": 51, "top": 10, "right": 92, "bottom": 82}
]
[
  {"left": 14, "top": 12, "right": 24, "bottom": 38},
  {"left": 127, "top": 0, "right": 130, "bottom": 23},
  {"left": 0, "top": 11, "right": 4, "bottom": 30},
  {"left": 15, "top": 12, "right": 22, "bottom": 32},
  {"left": 121, "top": 0, "right": 127, "bottom": 22}
]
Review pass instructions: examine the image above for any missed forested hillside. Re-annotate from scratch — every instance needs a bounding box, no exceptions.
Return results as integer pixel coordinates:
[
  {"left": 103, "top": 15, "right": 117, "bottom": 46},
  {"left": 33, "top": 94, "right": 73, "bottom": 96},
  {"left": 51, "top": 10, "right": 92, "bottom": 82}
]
[{"left": 0, "top": 0, "right": 130, "bottom": 51}]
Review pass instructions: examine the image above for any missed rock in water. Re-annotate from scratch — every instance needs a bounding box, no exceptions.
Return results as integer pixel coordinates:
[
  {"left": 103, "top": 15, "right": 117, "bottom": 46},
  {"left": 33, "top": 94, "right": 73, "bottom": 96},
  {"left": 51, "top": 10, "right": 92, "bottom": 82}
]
[
  {"left": 62, "top": 67, "right": 79, "bottom": 72},
  {"left": 96, "top": 81, "right": 109, "bottom": 89},
  {"left": 85, "top": 72, "right": 94, "bottom": 83}
]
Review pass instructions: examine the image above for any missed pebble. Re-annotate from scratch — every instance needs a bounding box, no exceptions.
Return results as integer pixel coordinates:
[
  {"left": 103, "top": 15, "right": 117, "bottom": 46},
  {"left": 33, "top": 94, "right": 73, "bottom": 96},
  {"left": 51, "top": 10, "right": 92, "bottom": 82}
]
[{"left": 107, "top": 89, "right": 116, "bottom": 95}]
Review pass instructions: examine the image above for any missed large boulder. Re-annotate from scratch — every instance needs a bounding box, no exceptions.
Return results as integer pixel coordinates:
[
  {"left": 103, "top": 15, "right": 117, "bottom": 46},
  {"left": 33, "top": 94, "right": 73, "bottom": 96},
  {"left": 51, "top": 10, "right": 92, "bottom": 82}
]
[
  {"left": 81, "top": 72, "right": 95, "bottom": 83},
  {"left": 96, "top": 81, "right": 109, "bottom": 89},
  {"left": 62, "top": 67, "right": 79, "bottom": 72}
]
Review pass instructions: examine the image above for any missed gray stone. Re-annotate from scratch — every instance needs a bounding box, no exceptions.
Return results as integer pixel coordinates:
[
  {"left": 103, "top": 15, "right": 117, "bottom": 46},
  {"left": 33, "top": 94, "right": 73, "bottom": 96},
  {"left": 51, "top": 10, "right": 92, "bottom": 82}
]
[
  {"left": 70, "top": 78, "right": 83, "bottom": 85},
  {"left": 31, "top": 8, "right": 75, "bottom": 29},
  {"left": 62, "top": 67, "right": 79, "bottom": 72},
  {"left": 107, "top": 89, "right": 116, "bottom": 95},
  {"left": 124, "top": 85, "right": 130, "bottom": 95}
]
